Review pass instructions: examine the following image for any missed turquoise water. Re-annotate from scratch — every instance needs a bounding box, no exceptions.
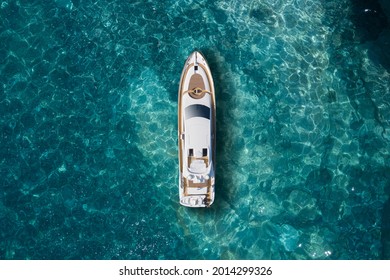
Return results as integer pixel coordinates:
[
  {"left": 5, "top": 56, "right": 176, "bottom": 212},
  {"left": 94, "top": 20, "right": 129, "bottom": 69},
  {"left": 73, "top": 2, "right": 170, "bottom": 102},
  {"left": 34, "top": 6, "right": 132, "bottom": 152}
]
[{"left": 1, "top": 0, "right": 390, "bottom": 259}]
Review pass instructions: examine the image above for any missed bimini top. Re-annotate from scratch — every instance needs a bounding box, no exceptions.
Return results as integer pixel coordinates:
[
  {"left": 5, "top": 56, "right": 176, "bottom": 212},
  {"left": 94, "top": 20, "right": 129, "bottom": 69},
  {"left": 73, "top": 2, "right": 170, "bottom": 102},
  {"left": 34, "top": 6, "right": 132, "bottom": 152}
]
[{"left": 178, "top": 51, "right": 216, "bottom": 208}]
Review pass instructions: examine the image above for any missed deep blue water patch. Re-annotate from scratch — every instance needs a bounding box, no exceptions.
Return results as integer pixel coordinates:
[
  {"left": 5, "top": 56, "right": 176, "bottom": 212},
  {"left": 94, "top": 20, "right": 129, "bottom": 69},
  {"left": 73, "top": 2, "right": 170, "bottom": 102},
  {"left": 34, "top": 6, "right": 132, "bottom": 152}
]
[{"left": 1, "top": 0, "right": 390, "bottom": 259}]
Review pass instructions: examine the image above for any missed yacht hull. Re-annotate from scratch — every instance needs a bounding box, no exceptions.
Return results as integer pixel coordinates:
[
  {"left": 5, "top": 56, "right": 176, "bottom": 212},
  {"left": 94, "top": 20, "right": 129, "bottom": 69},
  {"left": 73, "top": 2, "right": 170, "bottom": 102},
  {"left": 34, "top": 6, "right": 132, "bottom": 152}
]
[{"left": 178, "top": 51, "right": 216, "bottom": 207}]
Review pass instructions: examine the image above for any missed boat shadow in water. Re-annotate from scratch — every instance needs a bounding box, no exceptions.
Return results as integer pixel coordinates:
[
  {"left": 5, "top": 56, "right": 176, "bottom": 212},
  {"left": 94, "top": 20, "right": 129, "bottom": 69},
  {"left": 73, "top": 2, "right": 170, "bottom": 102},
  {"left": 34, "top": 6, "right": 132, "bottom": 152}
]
[{"left": 199, "top": 48, "right": 239, "bottom": 214}]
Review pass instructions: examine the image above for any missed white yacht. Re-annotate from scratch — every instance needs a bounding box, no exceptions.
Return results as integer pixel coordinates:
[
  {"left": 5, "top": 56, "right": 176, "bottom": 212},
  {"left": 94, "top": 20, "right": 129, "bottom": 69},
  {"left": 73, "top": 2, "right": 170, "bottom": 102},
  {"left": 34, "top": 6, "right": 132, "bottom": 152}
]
[{"left": 178, "top": 51, "right": 216, "bottom": 207}]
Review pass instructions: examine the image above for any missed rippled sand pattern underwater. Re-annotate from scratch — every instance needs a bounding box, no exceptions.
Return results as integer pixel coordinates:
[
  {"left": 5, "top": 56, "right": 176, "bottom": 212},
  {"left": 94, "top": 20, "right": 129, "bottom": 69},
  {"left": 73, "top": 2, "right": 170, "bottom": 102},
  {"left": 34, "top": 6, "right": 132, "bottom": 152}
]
[{"left": 1, "top": 0, "right": 390, "bottom": 259}]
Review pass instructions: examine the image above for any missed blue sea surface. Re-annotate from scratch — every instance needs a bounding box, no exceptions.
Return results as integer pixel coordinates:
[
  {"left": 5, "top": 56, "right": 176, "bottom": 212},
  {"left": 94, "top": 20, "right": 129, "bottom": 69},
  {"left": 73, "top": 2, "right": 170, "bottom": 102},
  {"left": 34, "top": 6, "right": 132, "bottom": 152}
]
[{"left": 1, "top": 0, "right": 390, "bottom": 259}]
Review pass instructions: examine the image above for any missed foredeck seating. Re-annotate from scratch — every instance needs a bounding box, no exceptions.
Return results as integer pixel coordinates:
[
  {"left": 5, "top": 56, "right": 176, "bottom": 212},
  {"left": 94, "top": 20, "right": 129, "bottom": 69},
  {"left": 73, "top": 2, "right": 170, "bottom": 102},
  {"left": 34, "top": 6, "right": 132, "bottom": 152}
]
[{"left": 188, "top": 74, "right": 206, "bottom": 99}]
